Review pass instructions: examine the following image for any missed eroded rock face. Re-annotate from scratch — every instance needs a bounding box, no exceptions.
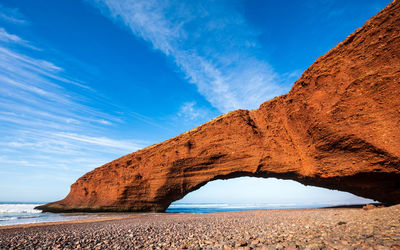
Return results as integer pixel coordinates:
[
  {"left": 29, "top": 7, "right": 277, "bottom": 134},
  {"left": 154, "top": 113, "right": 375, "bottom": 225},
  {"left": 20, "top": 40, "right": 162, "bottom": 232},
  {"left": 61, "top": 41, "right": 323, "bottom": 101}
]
[{"left": 38, "top": 1, "right": 400, "bottom": 212}]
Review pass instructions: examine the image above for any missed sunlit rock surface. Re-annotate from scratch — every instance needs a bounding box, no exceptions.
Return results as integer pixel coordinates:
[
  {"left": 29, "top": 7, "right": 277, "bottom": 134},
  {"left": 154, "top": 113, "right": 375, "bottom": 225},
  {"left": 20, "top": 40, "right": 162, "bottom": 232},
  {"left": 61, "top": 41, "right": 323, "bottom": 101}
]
[{"left": 38, "top": 1, "right": 400, "bottom": 212}]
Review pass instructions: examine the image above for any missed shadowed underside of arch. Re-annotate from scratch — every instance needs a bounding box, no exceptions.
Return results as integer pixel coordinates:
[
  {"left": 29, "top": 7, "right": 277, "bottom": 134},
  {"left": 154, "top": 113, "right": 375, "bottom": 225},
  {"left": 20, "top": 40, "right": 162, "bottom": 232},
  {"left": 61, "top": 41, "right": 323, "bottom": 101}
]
[{"left": 37, "top": 1, "right": 400, "bottom": 212}]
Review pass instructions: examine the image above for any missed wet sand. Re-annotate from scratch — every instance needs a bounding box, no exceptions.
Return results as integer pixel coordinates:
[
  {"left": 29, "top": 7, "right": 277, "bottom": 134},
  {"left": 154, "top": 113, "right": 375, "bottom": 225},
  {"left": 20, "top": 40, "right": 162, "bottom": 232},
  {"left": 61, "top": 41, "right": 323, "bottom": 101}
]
[{"left": 0, "top": 205, "right": 399, "bottom": 249}]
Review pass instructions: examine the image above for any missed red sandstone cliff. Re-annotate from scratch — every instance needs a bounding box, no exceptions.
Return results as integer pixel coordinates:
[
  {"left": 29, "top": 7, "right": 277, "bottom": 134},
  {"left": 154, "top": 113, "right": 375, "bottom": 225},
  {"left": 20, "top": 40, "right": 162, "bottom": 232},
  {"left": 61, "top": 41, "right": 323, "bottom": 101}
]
[{"left": 38, "top": 1, "right": 400, "bottom": 212}]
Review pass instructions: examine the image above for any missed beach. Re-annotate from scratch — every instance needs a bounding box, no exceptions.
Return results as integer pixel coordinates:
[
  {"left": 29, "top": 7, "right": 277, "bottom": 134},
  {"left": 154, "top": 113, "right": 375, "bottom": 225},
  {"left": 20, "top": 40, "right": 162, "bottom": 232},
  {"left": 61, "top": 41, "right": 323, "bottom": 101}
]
[{"left": 0, "top": 205, "right": 399, "bottom": 249}]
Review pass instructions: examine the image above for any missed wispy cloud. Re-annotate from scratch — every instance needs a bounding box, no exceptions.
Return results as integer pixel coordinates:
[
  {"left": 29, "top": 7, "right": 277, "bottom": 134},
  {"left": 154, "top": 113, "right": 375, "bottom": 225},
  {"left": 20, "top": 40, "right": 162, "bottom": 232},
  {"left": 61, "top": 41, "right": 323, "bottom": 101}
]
[
  {"left": 0, "top": 27, "right": 148, "bottom": 177},
  {"left": 89, "top": 0, "right": 285, "bottom": 112},
  {"left": 52, "top": 132, "right": 142, "bottom": 152},
  {"left": 0, "top": 27, "right": 39, "bottom": 50},
  {"left": 0, "top": 27, "right": 26, "bottom": 43},
  {"left": 178, "top": 101, "right": 209, "bottom": 122},
  {"left": 0, "top": 4, "right": 28, "bottom": 25}
]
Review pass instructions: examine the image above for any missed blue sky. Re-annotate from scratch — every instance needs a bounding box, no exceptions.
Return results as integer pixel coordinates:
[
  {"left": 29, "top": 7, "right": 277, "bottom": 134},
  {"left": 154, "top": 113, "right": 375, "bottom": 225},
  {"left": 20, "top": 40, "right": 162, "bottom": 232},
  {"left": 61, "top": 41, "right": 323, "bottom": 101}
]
[{"left": 0, "top": 0, "right": 390, "bottom": 203}]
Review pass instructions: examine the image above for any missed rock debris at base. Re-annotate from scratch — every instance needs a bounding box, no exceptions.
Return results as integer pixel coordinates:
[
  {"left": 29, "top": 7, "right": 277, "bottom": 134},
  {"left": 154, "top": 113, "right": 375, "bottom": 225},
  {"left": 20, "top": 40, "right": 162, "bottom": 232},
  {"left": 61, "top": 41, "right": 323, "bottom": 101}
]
[{"left": 1, "top": 205, "right": 399, "bottom": 249}]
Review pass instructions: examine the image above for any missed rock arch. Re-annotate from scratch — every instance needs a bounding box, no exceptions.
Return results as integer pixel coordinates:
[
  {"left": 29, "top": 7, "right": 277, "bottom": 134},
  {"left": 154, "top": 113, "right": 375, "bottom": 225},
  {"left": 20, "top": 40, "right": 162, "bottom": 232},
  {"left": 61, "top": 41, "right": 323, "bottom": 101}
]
[{"left": 38, "top": 1, "right": 400, "bottom": 212}]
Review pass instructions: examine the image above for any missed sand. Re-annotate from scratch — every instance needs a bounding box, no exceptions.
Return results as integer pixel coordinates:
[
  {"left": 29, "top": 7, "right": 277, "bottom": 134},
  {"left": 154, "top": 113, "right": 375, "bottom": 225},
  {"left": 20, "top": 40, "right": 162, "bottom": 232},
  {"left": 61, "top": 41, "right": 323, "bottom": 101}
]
[{"left": 0, "top": 205, "right": 399, "bottom": 249}]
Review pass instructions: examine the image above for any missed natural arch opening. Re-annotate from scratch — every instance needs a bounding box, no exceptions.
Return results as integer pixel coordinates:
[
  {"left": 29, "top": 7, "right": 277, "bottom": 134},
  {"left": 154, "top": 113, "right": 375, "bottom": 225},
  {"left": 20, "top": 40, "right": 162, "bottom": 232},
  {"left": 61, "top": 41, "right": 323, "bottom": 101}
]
[{"left": 166, "top": 177, "right": 375, "bottom": 213}]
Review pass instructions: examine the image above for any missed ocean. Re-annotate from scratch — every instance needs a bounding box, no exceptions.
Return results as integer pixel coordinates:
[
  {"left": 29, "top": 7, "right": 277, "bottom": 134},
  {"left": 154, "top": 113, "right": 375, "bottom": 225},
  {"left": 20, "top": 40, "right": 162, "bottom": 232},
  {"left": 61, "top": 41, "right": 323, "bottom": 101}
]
[
  {"left": 0, "top": 202, "right": 101, "bottom": 226},
  {"left": 0, "top": 202, "right": 362, "bottom": 226},
  {"left": 165, "top": 203, "right": 330, "bottom": 213}
]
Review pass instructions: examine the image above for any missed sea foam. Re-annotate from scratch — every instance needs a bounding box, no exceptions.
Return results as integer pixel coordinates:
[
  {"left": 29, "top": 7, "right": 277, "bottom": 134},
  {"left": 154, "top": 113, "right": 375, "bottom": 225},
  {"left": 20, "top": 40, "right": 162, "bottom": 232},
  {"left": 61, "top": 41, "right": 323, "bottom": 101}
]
[{"left": 0, "top": 203, "right": 42, "bottom": 214}]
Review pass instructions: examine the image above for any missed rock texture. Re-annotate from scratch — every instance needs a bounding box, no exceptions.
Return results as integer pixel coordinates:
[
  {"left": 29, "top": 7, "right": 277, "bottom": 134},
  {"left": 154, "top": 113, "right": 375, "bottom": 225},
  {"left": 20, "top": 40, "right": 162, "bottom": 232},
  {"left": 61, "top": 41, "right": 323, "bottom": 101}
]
[{"left": 38, "top": 1, "right": 400, "bottom": 213}]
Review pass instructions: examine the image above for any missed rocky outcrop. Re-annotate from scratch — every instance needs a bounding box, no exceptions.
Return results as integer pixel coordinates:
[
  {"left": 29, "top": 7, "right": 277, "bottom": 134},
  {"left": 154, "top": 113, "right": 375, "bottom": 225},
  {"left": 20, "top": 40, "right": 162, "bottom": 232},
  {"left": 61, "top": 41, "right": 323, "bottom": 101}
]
[{"left": 38, "top": 1, "right": 400, "bottom": 212}]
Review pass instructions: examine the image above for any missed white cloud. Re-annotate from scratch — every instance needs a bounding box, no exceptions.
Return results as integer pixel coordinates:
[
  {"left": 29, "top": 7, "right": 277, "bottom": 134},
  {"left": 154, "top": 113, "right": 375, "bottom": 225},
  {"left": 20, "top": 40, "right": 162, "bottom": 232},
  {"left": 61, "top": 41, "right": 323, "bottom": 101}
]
[
  {"left": 52, "top": 132, "right": 142, "bottom": 152},
  {"left": 0, "top": 27, "right": 25, "bottom": 43},
  {"left": 178, "top": 101, "right": 208, "bottom": 121},
  {"left": 0, "top": 28, "right": 38, "bottom": 50},
  {"left": 0, "top": 4, "right": 28, "bottom": 25},
  {"left": 0, "top": 26, "right": 148, "bottom": 176},
  {"left": 89, "top": 0, "right": 285, "bottom": 112}
]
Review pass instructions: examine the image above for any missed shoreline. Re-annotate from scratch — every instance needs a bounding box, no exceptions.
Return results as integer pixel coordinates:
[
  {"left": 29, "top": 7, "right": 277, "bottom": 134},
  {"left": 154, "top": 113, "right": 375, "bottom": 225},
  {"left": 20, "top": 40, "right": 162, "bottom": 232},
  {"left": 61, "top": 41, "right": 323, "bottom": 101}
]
[
  {"left": 0, "top": 203, "right": 388, "bottom": 229},
  {"left": 0, "top": 214, "right": 138, "bottom": 230},
  {"left": 1, "top": 205, "right": 399, "bottom": 249}
]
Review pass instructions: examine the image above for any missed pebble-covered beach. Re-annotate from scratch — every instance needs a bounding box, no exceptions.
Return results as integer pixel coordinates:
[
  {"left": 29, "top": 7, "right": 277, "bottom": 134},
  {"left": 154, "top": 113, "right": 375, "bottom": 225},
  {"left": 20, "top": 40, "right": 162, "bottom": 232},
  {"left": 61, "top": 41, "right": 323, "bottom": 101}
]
[{"left": 0, "top": 205, "right": 399, "bottom": 249}]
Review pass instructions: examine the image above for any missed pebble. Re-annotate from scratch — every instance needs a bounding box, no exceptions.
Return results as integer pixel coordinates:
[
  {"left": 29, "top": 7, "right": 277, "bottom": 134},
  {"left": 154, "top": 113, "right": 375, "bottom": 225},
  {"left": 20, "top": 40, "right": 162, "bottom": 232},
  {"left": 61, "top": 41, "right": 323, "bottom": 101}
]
[
  {"left": 0, "top": 205, "right": 399, "bottom": 249},
  {"left": 250, "top": 239, "right": 259, "bottom": 245}
]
